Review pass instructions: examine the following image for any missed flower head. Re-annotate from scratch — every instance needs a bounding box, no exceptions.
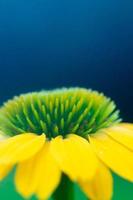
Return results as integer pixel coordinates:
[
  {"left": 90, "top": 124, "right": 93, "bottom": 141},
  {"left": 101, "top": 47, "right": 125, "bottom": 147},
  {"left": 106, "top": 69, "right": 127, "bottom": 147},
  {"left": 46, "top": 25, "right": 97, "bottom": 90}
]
[{"left": 0, "top": 88, "right": 132, "bottom": 200}]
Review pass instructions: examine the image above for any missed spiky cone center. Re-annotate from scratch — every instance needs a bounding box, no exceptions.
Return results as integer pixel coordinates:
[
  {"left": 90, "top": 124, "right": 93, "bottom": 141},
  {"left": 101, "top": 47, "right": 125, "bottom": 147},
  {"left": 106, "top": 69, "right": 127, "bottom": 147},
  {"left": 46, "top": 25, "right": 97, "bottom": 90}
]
[{"left": 0, "top": 88, "right": 120, "bottom": 139}]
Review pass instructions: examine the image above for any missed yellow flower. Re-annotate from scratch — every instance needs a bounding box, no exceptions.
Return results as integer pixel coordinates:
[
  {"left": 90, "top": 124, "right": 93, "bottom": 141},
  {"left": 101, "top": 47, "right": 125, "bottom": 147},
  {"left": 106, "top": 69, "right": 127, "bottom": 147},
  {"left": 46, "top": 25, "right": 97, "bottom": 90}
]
[{"left": 0, "top": 88, "right": 132, "bottom": 200}]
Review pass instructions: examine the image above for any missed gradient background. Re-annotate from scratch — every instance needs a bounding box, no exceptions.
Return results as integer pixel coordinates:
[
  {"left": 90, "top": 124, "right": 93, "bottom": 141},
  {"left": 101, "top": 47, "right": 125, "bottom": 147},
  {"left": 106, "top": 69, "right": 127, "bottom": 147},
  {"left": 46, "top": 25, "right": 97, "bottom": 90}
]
[{"left": 0, "top": 0, "right": 133, "bottom": 199}]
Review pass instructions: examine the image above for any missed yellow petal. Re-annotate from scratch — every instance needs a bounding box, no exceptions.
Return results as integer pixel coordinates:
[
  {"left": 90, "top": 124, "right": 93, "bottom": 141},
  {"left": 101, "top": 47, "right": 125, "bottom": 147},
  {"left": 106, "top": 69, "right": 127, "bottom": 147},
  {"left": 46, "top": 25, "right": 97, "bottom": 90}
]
[
  {"left": 15, "top": 142, "right": 61, "bottom": 199},
  {"left": 104, "top": 123, "right": 133, "bottom": 151},
  {"left": 15, "top": 156, "right": 36, "bottom": 197},
  {"left": 121, "top": 123, "right": 133, "bottom": 130},
  {"left": 0, "top": 133, "right": 45, "bottom": 164},
  {"left": 0, "top": 164, "right": 13, "bottom": 180},
  {"left": 0, "top": 131, "right": 8, "bottom": 141},
  {"left": 89, "top": 132, "right": 133, "bottom": 182},
  {"left": 50, "top": 134, "right": 98, "bottom": 181},
  {"left": 0, "top": 131, "right": 13, "bottom": 180},
  {"left": 79, "top": 162, "right": 113, "bottom": 200}
]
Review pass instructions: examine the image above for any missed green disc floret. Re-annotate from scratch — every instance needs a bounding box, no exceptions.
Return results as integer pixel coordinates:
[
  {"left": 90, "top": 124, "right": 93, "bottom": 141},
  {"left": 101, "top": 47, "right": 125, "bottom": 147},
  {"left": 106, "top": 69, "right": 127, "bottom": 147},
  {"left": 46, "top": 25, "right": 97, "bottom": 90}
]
[{"left": 0, "top": 88, "right": 121, "bottom": 138}]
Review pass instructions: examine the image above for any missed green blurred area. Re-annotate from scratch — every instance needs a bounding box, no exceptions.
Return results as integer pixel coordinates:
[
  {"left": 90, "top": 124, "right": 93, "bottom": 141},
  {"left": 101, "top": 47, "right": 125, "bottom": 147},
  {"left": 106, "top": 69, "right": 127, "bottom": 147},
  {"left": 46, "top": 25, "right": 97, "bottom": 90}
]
[{"left": 0, "top": 172, "right": 133, "bottom": 200}]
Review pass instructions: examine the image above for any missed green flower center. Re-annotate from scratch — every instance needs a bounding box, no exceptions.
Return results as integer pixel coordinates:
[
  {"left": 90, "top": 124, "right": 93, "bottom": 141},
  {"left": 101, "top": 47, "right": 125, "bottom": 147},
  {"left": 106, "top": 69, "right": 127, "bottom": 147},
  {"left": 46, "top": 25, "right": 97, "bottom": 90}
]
[{"left": 0, "top": 88, "right": 121, "bottom": 138}]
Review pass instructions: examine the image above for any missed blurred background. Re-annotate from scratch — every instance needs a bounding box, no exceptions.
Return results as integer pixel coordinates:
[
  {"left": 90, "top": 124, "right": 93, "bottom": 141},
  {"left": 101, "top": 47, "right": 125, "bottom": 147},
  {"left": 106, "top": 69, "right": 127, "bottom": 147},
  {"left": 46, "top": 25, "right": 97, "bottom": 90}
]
[{"left": 0, "top": 0, "right": 133, "bottom": 199}]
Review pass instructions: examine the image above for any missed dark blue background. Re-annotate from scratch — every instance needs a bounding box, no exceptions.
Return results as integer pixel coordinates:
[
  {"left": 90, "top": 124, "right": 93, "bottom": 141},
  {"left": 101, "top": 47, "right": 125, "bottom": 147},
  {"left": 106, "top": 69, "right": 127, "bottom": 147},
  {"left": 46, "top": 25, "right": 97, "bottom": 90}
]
[{"left": 0, "top": 0, "right": 133, "bottom": 121}]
